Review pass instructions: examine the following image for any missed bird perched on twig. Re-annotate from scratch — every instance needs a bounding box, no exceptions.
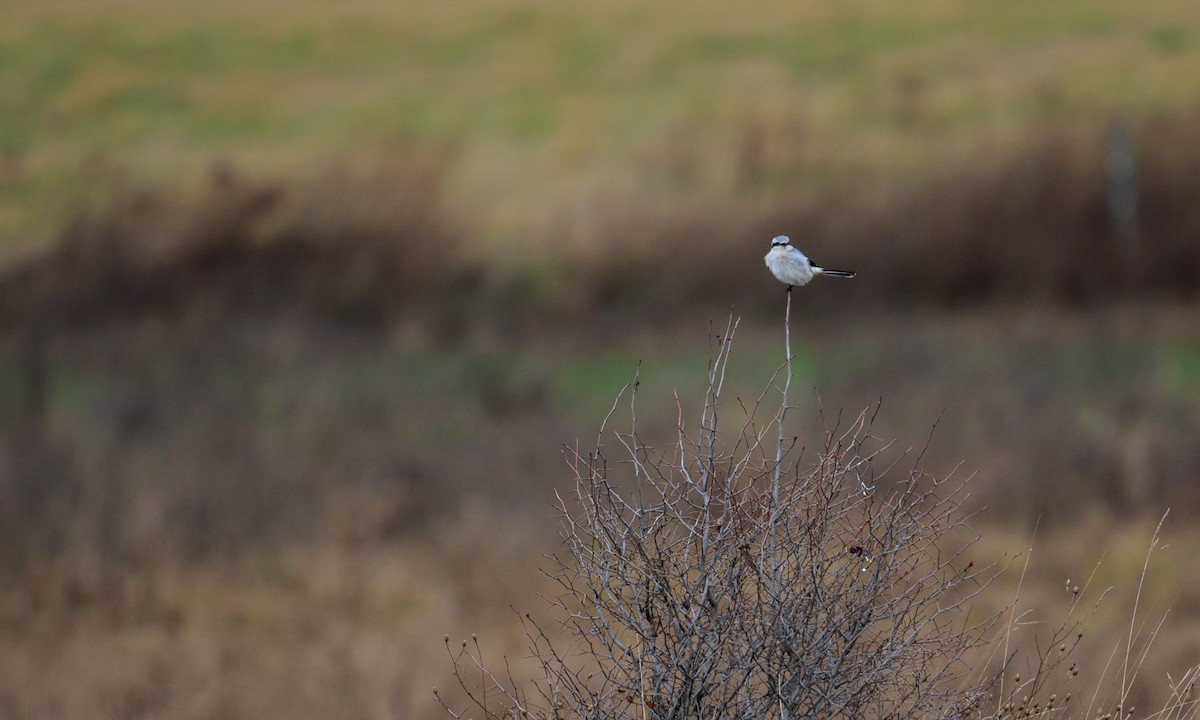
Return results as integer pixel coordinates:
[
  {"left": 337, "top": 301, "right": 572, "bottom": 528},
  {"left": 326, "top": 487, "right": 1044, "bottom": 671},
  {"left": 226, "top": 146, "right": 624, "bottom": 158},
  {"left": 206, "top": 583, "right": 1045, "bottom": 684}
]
[{"left": 764, "top": 235, "right": 856, "bottom": 291}]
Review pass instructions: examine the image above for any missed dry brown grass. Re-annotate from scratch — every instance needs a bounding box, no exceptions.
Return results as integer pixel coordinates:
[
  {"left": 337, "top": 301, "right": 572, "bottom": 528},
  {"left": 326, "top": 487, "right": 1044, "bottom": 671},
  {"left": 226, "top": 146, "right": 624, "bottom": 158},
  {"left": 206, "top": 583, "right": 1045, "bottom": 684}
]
[
  {"left": 968, "top": 517, "right": 1200, "bottom": 719},
  {"left": 3, "top": 348, "right": 1197, "bottom": 720},
  {"left": 4, "top": 441, "right": 1196, "bottom": 719},
  {"left": 534, "top": 112, "right": 1200, "bottom": 321},
  {"left": 0, "top": 513, "right": 550, "bottom": 720},
  {"left": 5, "top": 111, "right": 1199, "bottom": 338}
]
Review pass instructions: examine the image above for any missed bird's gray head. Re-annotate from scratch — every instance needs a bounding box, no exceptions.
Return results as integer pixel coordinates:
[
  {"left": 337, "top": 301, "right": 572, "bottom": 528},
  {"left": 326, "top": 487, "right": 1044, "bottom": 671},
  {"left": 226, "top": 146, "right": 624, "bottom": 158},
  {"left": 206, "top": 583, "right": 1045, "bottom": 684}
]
[{"left": 770, "top": 235, "right": 791, "bottom": 247}]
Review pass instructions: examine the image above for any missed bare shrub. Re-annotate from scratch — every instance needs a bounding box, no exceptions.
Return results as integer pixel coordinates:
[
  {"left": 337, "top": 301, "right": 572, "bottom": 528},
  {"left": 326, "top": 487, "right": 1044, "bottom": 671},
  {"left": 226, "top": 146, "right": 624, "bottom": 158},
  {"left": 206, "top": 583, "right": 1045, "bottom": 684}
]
[{"left": 439, "top": 314, "right": 1000, "bottom": 719}]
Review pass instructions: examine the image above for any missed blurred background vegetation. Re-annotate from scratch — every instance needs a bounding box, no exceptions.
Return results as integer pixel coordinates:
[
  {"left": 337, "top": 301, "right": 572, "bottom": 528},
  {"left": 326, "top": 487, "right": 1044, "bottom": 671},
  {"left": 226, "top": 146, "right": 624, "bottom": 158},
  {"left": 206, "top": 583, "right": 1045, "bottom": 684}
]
[{"left": 1, "top": 0, "right": 1199, "bottom": 717}]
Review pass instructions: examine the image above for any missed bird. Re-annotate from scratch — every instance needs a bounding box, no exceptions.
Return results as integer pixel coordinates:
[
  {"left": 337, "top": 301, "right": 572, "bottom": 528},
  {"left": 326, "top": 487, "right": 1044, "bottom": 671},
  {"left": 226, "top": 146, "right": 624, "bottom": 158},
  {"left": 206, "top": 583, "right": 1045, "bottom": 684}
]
[{"left": 764, "top": 235, "right": 855, "bottom": 291}]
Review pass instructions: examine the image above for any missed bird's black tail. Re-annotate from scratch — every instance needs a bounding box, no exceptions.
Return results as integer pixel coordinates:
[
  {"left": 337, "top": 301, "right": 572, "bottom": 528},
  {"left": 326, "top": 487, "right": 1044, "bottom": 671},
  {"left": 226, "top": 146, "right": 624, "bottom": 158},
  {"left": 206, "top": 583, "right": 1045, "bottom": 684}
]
[{"left": 820, "top": 269, "right": 856, "bottom": 278}]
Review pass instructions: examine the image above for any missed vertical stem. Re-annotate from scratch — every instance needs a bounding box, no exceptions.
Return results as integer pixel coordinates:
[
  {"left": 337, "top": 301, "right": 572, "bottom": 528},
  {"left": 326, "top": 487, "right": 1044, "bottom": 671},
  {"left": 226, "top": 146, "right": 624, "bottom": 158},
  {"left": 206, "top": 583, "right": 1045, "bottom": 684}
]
[
  {"left": 771, "top": 289, "right": 792, "bottom": 586},
  {"left": 773, "top": 289, "right": 792, "bottom": 503}
]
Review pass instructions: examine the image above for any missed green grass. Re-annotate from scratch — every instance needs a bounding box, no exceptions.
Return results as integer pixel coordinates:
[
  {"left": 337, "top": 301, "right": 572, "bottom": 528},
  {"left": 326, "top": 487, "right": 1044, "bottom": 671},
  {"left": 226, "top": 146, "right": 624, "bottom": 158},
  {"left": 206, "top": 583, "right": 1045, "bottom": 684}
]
[
  {"left": 1167, "top": 343, "right": 1200, "bottom": 391},
  {"left": 552, "top": 339, "right": 822, "bottom": 426},
  {"left": 2, "top": 0, "right": 1200, "bottom": 257}
]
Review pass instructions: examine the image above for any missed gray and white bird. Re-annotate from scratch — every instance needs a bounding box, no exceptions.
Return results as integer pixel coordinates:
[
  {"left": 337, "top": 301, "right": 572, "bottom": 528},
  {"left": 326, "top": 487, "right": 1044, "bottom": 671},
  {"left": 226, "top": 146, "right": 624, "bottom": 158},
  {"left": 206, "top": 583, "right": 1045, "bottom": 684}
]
[{"left": 764, "top": 235, "right": 856, "bottom": 290}]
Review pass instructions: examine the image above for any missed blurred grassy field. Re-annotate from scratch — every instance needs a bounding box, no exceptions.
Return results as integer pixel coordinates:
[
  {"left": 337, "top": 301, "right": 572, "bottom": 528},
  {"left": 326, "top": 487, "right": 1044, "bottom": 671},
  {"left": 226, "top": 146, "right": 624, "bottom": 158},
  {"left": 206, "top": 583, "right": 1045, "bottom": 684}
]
[
  {"left": 3, "top": 516, "right": 1198, "bottom": 719},
  {"left": 3, "top": 0, "right": 1200, "bottom": 258},
  {"left": 3, "top": 0, "right": 1200, "bottom": 718},
  {"left": 2, "top": 303, "right": 1199, "bottom": 717}
]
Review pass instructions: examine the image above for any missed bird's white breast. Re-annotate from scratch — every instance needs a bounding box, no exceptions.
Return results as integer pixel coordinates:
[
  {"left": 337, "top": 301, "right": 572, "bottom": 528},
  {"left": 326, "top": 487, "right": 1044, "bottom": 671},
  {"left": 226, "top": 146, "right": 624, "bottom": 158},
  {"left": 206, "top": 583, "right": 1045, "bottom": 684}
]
[{"left": 765, "top": 246, "right": 815, "bottom": 286}]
